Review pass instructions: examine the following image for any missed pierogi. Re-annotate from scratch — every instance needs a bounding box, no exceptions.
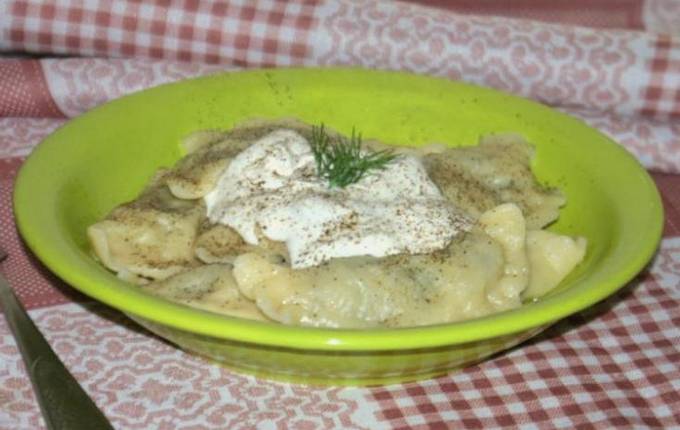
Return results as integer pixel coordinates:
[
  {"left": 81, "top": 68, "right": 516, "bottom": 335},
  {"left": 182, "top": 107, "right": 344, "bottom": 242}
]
[{"left": 88, "top": 119, "right": 586, "bottom": 328}]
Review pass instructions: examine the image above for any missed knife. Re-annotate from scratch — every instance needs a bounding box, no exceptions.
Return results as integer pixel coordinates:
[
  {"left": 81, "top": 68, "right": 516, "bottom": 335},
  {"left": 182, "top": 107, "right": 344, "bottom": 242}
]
[{"left": 0, "top": 249, "right": 114, "bottom": 430}]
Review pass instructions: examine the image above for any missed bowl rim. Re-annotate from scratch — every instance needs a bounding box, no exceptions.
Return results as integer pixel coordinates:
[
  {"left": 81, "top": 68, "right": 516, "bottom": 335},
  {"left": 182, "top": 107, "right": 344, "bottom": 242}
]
[{"left": 13, "top": 67, "right": 664, "bottom": 352}]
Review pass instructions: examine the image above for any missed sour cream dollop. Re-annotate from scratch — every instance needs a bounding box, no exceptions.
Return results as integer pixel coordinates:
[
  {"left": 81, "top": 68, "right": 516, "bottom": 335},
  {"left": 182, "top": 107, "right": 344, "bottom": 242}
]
[{"left": 204, "top": 129, "right": 470, "bottom": 268}]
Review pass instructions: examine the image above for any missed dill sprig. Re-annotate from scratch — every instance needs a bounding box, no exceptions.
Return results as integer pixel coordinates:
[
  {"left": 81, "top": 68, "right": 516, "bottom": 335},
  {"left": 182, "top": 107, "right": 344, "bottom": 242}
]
[{"left": 309, "top": 124, "right": 399, "bottom": 188}]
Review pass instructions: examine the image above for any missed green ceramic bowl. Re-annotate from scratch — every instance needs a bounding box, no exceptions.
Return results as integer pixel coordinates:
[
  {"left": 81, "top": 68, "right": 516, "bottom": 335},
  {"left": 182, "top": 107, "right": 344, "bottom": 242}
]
[{"left": 14, "top": 68, "right": 663, "bottom": 386}]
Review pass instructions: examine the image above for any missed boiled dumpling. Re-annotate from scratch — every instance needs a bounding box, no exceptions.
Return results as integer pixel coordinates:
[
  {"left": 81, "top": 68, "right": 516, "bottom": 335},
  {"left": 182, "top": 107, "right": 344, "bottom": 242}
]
[
  {"left": 478, "top": 203, "right": 529, "bottom": 310},
  {"left": 165, "top": 118, "right": 318, "bottom": 199},
  {"left": 146, "top": 264, "right": 269, "bottom": 321},
  {"left": 524, "top": 230, "right": 587, "bottom": 298},
  {"left": 423, "top": 134, "right": 565, "bottom": 229},
  {"left": 88, "top": 178, "right": 203, "bottom": 281}
]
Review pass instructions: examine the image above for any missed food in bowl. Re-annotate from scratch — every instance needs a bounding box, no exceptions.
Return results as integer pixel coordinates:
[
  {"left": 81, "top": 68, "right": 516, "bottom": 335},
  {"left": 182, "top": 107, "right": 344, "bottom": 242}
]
[{"left": 87, "top": 118, "right": 586, "bottom": 328}]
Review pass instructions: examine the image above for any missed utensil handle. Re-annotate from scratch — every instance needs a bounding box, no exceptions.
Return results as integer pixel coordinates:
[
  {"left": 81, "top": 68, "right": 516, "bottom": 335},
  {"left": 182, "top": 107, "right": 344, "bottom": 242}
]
[{"left": 0, "top": 275, "right": 114, "bottom": 430}]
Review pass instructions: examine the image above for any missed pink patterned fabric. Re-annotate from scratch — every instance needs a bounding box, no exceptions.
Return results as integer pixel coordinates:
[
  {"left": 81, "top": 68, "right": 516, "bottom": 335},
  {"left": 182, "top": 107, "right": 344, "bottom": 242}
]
[
  {"left": 0, "top": 302, "right": 374, "bottom": 429},
  {"left": 402, "top": 0, "right": 680, "bottom": 35},
  {"left": 644, "top": 0, "right": 680, "bottom": 34},
  {"left": 2, "top": 0, "right": 319, "bottom": 65},
  {"left": 0, "top": 118, "right": 65, "bottom": 157},
  {"left": 0, "top": 59, "right": 63, "bottom": 117},
  {"left": 42, "top": 58, "right": 230, "bottom": 116},
  {"left": 371, "top": 241, "right": 680, "bottom": 428},
  {"left": 0, "top": 1, "right": 678, "bottom": 172},
  {"left": 311, "top": 1, "right": 668, "bottom": 118},
  {"left": 1, "top": 1, "right": 680, "bottom": 429},
  {"left": 641, "top": 36, "right": 680, "bottom": 118},
  {"left": 559, "top": 107, "right": 680, "bottom": 173}
]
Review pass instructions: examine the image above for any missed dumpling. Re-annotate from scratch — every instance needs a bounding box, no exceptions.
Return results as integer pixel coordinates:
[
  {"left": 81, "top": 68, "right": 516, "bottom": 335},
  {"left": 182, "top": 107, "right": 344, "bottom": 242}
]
[
  {"left": 524, "top": 230, "right": 587, "bottom": 298},
  {"left": 232, "top": 252, "right": 413, "bottom": 328},
  {"left": 146, "top": 264, "right": 269, "bottom": 321},
  {"left": 164, "top": 118, "right": 318, "bottom": 200},
  {"left": 87, "top": 176, "right": 203, "bottom": 282},
  {"left": 230, "top": 217, "right": 511, "bottom": 328},
  {"left": 478, "top": 203, "right": 529, "bottom": 310},
  {"left": 423, "top": 134, "right": 565, "bottom": 229}
]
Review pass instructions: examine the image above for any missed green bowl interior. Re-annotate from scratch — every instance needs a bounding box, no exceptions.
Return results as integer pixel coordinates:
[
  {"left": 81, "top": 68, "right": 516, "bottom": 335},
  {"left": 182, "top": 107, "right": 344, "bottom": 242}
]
[{"left": 14, "top": 68, "right": 663, "bottom": 351}]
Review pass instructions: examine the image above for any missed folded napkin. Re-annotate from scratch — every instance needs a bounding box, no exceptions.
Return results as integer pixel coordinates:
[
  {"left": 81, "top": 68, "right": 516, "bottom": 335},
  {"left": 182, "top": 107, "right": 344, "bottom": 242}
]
[{"left": 1, "top": 2, "right": 679, "bottom": 430}]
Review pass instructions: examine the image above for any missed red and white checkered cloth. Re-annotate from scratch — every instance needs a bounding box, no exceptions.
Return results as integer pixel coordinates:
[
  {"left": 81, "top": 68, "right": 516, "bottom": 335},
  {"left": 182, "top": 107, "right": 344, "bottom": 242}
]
[{"left": 1, "top": 1, "right": 680, "bottom": 429}]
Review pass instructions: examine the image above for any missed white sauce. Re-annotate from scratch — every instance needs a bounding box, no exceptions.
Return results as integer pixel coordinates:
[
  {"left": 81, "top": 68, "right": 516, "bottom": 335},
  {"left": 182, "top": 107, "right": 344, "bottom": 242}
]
[{"left": 204, "top": 129, "right": 470, "bottom": 268}]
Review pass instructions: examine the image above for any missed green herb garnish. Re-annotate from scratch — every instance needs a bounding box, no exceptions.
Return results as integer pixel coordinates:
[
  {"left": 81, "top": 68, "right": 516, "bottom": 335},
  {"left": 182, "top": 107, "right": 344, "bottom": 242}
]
[{"left": 310, "top": 124, "right": 399, "bottom": 188}]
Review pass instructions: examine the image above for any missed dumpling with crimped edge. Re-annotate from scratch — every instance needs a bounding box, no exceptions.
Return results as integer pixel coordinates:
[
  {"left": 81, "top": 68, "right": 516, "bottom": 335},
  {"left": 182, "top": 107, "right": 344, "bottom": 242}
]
[
  {"left": 228, "top": 202, "right": 583, "bottom": 329},
  {"left": 87, "top": 176, "right": 204, "bottom": 283},
  {"left": 163, "top": 137, "right": 249, "bottom": 200},
  {"left": 194, "top": 221, "right": 251, "bottom": 264},
  {"left": 423, "top": 133, "right": 565, "bottom": 229},
  {"left": 195, "top": 221, "right": 291, "bottom": 265},
  {"left": 145, "top": 264, "right": 270, "bottom": 322},
  {"left": 164, "top": 117, "right": 320, "bottom": 200},
  {"left": 230, "top": 223, "right": 512, "bottom": 328},
  {"left": 232, "top": 252, "right": 414, "bottom": 328}
]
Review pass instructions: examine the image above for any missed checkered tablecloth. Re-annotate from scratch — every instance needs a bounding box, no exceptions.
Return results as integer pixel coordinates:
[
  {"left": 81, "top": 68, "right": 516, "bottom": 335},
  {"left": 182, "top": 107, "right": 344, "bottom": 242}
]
[{"left": 1, "top": 1, "right": 679, "bottom": 429}]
